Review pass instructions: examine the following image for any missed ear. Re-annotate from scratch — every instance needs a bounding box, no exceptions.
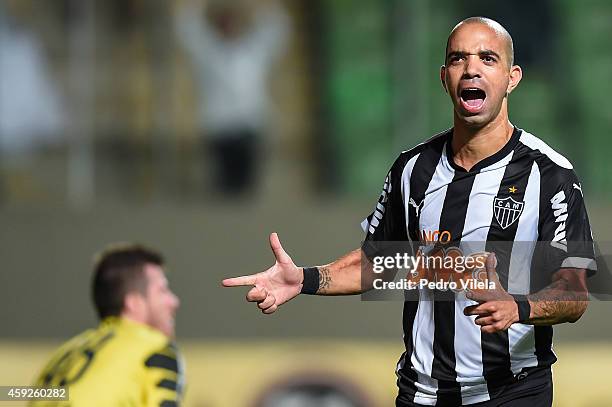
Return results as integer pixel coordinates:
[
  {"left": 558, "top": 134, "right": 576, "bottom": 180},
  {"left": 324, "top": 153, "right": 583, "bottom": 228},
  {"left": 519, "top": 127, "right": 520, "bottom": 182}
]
[
  {"left": 506, "top": 64, "right": 522, "bottom": 95},
  {"left": 123, "top": 292, "right": 145, "bottom": 315},
  {"left": 440, "top": 65, "right": 448, "bottom": 93}
]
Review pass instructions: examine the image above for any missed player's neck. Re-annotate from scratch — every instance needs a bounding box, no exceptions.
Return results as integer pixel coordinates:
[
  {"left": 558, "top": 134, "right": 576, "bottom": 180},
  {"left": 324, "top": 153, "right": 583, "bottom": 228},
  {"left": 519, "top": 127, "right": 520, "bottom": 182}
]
[
  {"left": 120, "top": 309, "right": 150, "bottom": 328},
  {"left": 451, "top": 115, "right": 513, "bottom": 171}
]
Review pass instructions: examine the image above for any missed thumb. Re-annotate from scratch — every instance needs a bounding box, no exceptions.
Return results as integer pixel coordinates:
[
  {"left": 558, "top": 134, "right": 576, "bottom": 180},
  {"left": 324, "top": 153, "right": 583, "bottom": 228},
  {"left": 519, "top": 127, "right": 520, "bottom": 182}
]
[
  {"left": 269, "top": 232, "right": 292, "bottom": 263},
  {"left": 485, "top": 252, "right": 502, "bottom": 290}
]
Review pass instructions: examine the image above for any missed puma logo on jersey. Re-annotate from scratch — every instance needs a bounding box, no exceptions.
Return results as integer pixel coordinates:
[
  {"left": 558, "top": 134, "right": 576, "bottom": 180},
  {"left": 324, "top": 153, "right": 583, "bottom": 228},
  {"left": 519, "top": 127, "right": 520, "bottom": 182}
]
[
  {"left": 573, "top": 182, "right": 583, "bottom": 197},
  {"left": 409, "top": 197, "right": 424, "bottom": 218},
  {"left": 550, "top": 190, "right": 568, "bottom": 252}
]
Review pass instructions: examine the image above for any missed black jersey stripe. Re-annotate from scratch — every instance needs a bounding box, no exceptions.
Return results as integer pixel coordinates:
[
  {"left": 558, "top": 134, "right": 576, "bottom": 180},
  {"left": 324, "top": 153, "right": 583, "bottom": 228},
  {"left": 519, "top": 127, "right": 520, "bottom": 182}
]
[
  {"left": 518, "top": 143, "right": 565, "bottom": 368},
  {"left": 517, "top": 136, "right": 575, "bottom": 368},
  {"left": 398, "top": 133, "right": 446, "bottom": 402},
  {"left": 397, "top": 300, "right": 419, "bottom": 397},
  {"left": 482, "top": 138, "right": 535, "bottom": 390},
  {"left": 157, "top": 378, "right": 178, "bottom": 391},
  {"left": 145, "top": 353, "right": 179, "bottom": 373},
  {"left": 389, "top": 152, "right": 412, "bottom": 242},
  {"left": 395, "top": 152, "right": 420, "bottom": 400},
  {"left": 406, "top": 132, "right": 448, "bottom": 241},
  {"left": 534, "top": 326, "right": 557, "bottom": 367},
  {"left": 396, "top": 132, "right": 447, "bottom": 403},
  {"left": 397, "top": 154, "right": 421, "bottom": 394}
]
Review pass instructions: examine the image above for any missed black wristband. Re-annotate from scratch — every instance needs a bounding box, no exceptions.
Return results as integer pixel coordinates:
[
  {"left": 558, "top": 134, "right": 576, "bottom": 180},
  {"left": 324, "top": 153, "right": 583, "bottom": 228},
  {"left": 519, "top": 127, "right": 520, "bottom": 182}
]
[
  {"left": 512, "top": 294, "right": 531, "bottom": 323},
  {"left": 301, "top": 267, "right": 320, "bottom": 295}
]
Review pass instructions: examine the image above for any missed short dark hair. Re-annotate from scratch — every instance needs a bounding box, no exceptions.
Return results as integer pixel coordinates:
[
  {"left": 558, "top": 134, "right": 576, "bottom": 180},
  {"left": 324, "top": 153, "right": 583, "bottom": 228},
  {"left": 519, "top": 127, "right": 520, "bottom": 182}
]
[{"left": 92, "top": 244, "right": 164, "bottom": 319}]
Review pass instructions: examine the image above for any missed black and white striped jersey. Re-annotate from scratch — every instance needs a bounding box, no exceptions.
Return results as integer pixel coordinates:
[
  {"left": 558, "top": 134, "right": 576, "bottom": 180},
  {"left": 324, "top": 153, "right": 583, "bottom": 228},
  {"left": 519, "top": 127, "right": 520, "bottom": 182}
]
[{"left": 362, "top": 127, "right": 596, "bottom": 406}]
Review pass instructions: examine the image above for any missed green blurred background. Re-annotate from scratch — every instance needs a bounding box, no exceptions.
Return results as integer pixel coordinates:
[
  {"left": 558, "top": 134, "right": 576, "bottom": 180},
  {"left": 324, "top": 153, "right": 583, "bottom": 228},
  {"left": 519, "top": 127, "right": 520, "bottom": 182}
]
[{"left": 0, "top": 0, "right": 610, "bottom": 406}]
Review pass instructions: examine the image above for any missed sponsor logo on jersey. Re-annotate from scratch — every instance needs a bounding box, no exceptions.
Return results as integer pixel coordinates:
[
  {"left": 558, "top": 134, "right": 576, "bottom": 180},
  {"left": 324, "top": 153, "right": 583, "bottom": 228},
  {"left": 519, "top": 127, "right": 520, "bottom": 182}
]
[
  {"left": 493, "top": 196, "right": 524, "bottom": 229},
  {"left": 368, "top": 174, "right": 391, "bottom": 235},
  {"left": 419, "top": 229, "right": 452, "bottom": 243},
  {"left": 550, "top": 189, "right": 568, "bottom": 251}
]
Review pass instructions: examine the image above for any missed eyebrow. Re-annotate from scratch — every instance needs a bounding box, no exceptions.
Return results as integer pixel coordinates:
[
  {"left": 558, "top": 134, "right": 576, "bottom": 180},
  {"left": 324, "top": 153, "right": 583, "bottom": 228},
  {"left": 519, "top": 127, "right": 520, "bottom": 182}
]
[{"left": 446, "top": 49, "right": 502, "bottom": 61}]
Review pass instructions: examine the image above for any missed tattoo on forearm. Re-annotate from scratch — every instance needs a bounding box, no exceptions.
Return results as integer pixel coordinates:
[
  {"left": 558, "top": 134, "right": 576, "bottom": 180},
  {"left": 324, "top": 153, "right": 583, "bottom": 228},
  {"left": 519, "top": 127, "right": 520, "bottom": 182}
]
[
  {"left": 318, "top": 267, "right": 332, "bottom": 293},
  {"left": 527, "top": 278, "right": 588, "bottom": 325}
]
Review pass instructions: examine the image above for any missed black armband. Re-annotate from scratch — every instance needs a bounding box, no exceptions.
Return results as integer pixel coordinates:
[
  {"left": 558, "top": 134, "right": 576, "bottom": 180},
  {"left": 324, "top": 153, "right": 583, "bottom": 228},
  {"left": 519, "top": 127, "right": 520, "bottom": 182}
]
[
  {"left": 301, "top": 267, "right": 320, "bottom": 295},
  {"left": 512, "top": 294, "right": 531, "bottom": 323}
]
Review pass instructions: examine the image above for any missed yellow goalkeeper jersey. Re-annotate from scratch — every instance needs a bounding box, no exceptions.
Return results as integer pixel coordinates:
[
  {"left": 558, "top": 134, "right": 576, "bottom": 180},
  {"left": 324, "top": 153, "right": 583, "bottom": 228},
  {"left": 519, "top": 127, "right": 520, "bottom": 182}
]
[{"left": 30, "top": 317, "right": 184, "bottom": 407}]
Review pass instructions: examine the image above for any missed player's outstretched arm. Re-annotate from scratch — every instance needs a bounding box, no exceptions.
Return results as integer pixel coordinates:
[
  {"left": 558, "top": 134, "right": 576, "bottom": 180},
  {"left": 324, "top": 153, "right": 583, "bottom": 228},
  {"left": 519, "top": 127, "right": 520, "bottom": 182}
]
[{"left": 222, "top": 233, "right": 363, "bottom": 314}]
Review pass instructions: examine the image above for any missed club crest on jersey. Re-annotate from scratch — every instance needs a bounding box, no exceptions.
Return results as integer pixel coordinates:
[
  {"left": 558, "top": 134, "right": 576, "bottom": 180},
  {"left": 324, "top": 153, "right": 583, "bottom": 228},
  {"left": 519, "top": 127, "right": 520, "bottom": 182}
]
[{"left": 493, "top": 196, "right": 524, "bottom": 229}]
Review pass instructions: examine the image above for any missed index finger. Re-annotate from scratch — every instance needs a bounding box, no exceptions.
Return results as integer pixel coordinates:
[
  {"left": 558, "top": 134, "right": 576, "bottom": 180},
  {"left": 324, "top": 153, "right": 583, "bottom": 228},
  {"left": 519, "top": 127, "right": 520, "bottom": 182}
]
[
  {"left": 222, "top": 274, "right": 257, "bottom": 287},
  {"left": 464, "top": 303, "right": 493, "bottom": 316}
]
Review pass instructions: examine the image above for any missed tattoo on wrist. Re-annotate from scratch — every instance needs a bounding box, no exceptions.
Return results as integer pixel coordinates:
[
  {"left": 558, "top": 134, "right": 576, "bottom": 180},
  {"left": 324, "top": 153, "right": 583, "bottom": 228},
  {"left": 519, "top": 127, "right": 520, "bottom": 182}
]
[
  {"left": 318, "top": 267, "right": 332, "bottom": 293},
  {"left": 526, "top": 278, "right": 588, "bottom": 324}
]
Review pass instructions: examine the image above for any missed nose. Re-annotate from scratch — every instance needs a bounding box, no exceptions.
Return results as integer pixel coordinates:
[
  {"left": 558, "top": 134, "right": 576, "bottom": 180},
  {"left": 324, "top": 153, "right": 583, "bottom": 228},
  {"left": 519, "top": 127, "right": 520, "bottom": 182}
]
[
  {"left": 462, "top": 55, "right": 481, "bottom": 79},
  {"left": 170, "top": 292, "right": 180, "bottom": 310}
]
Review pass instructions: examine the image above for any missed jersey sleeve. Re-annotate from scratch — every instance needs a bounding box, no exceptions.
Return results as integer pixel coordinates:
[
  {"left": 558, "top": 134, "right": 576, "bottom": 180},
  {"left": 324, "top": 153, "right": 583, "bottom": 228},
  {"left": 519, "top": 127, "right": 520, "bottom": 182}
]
[
  {"left": 538, "top": 167, "right": 596, "bottom": 276},
  {"left": 143, "top": 343, "right": 185, "bottom": 407},
  {"left": 361, "top": 157, "right": 409, "bottom": 260}
]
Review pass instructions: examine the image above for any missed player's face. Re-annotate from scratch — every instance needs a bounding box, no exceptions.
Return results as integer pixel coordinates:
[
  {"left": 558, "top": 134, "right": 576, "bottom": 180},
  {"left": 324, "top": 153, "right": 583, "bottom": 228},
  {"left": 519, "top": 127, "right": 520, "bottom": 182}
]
[
  {"left": 441, "top": 23, "right": 521, "bottom": 128},
  {"left": 142, "top": 264, "right": 180, "bottom": 338}
]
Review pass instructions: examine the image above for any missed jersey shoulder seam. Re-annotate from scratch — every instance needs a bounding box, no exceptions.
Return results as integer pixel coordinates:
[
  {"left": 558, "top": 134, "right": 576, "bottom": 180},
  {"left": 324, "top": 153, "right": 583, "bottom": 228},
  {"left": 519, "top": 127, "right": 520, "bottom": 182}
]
[
  {"left": 395, "top": 128, "right": 450, "bottom": 172},
  {"left": 517, "top": 130, "right": 573, "bottom": 170}
]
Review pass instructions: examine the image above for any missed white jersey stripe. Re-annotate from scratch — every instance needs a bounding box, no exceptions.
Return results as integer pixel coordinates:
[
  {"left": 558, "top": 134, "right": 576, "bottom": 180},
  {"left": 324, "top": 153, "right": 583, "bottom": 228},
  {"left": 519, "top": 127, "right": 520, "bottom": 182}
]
[
  {"left": 506, "top": 161, "right": 541, "bottom": 373},
  {"left": 455, "top": 151, "right": 513, "bottom": 404},
  {"left": 508, "top": 161, "right": 540, "bottom": 294},
  {"left": 519, "top": 131, "right": 573, "bottom": 169}
]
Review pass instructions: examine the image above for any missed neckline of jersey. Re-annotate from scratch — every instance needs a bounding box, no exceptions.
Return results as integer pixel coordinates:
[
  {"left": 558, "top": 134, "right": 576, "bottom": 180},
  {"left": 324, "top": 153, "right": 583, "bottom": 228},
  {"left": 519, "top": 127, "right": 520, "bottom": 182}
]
[{"left": 445, "top": 126, "right": 522, "bottom": 173}]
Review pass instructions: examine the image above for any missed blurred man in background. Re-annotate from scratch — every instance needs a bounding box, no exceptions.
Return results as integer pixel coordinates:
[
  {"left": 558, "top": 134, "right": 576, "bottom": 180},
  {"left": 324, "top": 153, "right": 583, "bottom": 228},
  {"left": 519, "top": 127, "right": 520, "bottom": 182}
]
[
  {"left": 0, "top": 1, "right": 65, "bottom": 201},
  {"left": 174, "top": 0, "right": 290, "bottom": 196},
  {"left": 30, "top": 244, "right": 183, "bottom": 407},
  {"left": 223, "top": 17, "right": 595, "bottom": 407}
]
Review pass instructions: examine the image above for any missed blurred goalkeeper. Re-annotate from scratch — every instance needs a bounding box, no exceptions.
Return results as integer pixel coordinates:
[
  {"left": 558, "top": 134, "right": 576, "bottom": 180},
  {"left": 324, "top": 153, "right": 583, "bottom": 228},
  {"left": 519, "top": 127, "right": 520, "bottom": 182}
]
[{"left": 30, "top": 244, "right": 183, "bottom": 407}]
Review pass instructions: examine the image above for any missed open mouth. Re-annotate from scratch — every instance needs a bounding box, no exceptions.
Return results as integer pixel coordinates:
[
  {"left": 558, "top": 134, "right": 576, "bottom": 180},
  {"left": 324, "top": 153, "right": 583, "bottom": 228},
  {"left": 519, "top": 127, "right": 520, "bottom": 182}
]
[{"left": 460, "top": 88, "right": 486, "bottom": 113}]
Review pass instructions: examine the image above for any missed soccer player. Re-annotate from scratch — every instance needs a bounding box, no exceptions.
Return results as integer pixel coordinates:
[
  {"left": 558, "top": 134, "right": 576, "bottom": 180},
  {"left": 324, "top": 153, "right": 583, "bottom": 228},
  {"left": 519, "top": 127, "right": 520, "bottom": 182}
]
[
  {"left": 223, "top": 17, "right": 596, "bottom": 407},
  {"left": 30, "top": 244, "right": 183, "bottom": 407}
]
